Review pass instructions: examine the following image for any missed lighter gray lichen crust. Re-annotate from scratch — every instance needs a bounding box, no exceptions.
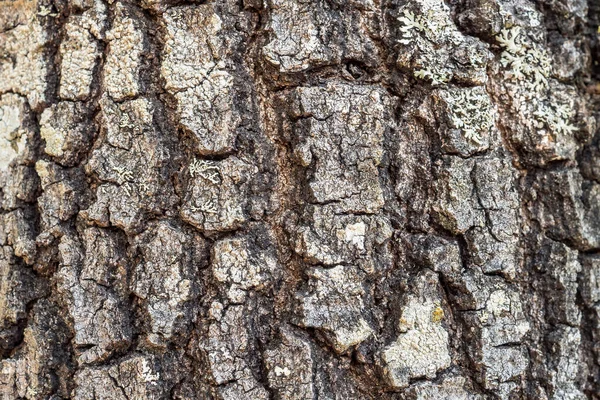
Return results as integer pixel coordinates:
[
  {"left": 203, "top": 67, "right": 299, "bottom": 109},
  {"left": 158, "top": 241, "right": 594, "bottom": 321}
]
[
  {"left": 0, "top": 95, "right": 28, "bottom": 171},
  {"left": 382, "top": 272, "right": 451, "bottom": 389}
]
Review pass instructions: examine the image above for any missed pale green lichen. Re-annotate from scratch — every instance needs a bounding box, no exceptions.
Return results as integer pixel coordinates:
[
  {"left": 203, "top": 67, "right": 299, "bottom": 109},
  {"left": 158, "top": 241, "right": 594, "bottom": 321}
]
[
  {"left": 533, "top": 100, "right": 578, "bottom": 136},
  {"left": 397, "top": 5, "right": 454, "bottom": 86},
  {"left": 441, "top": 88, "right": 494, "bottom": 144},
  {"left": 397, "top": 10, "right": 425, "bottom": 45},
  {"left": 190, "top": 197, "right": 218, "bottom": 214},
  {"left": 189, "top": 158, "right": 220, "bottom": 184},
  {"left": 415, "top": 68, "right": 450, "bottom": 86},
  {"left": 496, "top": 27, "right": 551, "bottom": 94},
  {"left": 396, "top": 0, "right": 489, "bottom": 86}
]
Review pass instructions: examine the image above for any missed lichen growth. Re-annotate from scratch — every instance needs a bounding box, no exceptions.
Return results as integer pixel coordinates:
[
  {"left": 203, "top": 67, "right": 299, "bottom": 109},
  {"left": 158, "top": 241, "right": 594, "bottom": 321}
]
[
  {"left": 189, "top": 158, "right": 220, "bottom": 184},
  {"left": 414, "top": 67, "right": 450, "bottom": 86},
  {"left": 431, "top": 305, "right": 444, "bottom": 323},
  {"left": 533, "top": 100, "right": 578, "bottom": 137},
  {"left": 397, "top": 10, "right": 425, "bottom": 45},
  {"left": 441, "top": 88, "right": 494, "bottom": 144},
  {"left": 496, "top": 27, "right": 551, "bottom": 94}
]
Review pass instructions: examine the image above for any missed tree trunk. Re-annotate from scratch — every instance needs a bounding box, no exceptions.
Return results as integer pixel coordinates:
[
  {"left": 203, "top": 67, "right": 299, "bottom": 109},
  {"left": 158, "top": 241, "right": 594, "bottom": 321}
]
[{"left": 1, "top": 0, "right": 599, "bottom": 398}]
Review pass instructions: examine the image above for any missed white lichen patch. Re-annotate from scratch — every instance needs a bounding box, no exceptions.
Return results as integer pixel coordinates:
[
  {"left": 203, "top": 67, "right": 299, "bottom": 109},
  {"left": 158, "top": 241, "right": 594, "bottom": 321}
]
[
  {"left": 382, "top": 272, "right": 451, "bottom": 389},
  {"left": 532, "top": 98, "right": 578, "bottom": 138},
  {"left": 181, "top": 156, "right": 256, "bottom": 232},
  {"left": 436, "top": 87, "right": 495, "bottom": 146},
  {"left": 189, "top": 158, "right": 220, "bottom": 184},
  {"left": 0, "top": 102, "right": 26, "bottom": 171},
  {"left": 397, "top": 10, "right": 426, "bottom": 45},
  {"left": 497, "top": 31, "right": 580, "bottom": 165},
  {"left": 396, "top": 0, "right": 490, "bottom": 86},
  {"left": 496, "top": 27, "right": 551, "bottom": 94},
  {"left": 274, "top": 366, "right": 291, "bottom": 377},
  {"left": 140, "top": 358, "right": 160, "bottom": 383}
]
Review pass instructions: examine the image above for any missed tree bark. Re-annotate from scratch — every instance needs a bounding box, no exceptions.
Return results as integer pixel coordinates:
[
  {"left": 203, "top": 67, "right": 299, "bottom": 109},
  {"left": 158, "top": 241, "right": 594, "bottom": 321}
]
[{"left": 1, "top": 0, "right": 600, "bottom": 398}]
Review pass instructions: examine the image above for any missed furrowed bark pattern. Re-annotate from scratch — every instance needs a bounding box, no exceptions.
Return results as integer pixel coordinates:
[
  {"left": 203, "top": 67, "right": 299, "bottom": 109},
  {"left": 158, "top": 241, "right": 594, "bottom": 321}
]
[{"left": 0, "top": 0, "right": 599, "bottom": 399}]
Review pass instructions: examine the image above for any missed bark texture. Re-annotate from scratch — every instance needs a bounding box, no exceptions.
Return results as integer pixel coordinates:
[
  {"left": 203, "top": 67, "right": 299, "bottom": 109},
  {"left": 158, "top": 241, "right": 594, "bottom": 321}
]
[{"left": 1, "top": 0, "right": 600, "bottom": 398}]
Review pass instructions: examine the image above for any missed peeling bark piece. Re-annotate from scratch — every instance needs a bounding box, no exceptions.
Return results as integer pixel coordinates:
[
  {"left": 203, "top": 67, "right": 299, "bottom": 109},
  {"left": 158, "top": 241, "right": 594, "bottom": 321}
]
[
  {"left": 296, "top": 265, "right": 373, "bottom": 353},
  {"left": 432, "top": 156, "right": 484, "bottom": 234},
  {"left": 0, "top": 16, "right": 48, "bottom": 110},
  {"left": 395, "top": 0, "right": 491, "bottom": 86},
  {"left": 545, "top": 326, "right": 587, "bottom": 400},
  {"left": 203, "top": 305, "right": 268, "bottom": 398},
  {"left": 527, "top": 169, "right": 600, "bottom": 250},
  {"left": 263, "top": 0, "right": 339, "bottom": 72},
  {"left": 289, "top": 83, "right": 392, "bottom": 213},
  {"left": 0, "top": 299, "right": 70, "bottom": 399},
  {"left": 403, "top": 376, "right": 484, "bottom": 399},
  {"left": 0, "top": 246, "right": 45, "bottom": 355},
  {"left": 294, "top": 204, "right": 393, "bottom": 273},
  {"left": 39, "top": 101, "right": 96, "bottom": 166},
  {"left": 73, "top": 354, "right": 167, "bottom": 400},
  {"left": 161, "top": 5, "right": 239, "bottom": 155},
  {"left": 3, "top": 208, "right": 37, "bottom": 264},
  {"left": 532, "top": 237, "right": 581, "bottom": 325},
  {"left": 104, "top": 2, "right": 145, "bottom": 101},
  {"left": 57, "top": 230, "right": 131, "bottom": 364},
  {"left": 265, "top": 327, "right": 315, "bottom": 400},
  {"left": 381, "top": 271, "right": 451, "bottom": 389},
  {"left": 133, "top": 221, "right": 205, "bottom": 347},
  {"left": 181, "top": 156, "right": 256, "bottom": 233},
  {"left": 212, "top": 232, "right": 278, "bottom": 303},
  {"left": 58, "top": 0, "right": 106, "bottom": 100}
]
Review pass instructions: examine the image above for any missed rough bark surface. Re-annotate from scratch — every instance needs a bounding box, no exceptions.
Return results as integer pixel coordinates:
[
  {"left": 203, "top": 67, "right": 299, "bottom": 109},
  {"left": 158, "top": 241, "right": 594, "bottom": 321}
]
[{"left": 1, "top": 0, "right": 600, "bottom": 399}]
